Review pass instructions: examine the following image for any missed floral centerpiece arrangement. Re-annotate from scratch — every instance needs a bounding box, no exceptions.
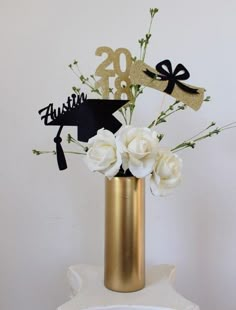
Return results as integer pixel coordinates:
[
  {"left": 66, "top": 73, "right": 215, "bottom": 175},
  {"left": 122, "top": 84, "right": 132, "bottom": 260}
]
[
  {"left": 34, "top": 8, "right": 234, "bottom": 196},
  {"left": 34, "top": 7, "right": 235, "bottom": 293}
]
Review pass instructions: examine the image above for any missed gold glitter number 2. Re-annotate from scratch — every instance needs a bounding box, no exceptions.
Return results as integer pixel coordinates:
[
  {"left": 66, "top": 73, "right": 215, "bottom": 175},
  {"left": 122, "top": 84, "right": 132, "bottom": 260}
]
[{"left": 95, "top": 47, "right": 133, "bottom": 100}]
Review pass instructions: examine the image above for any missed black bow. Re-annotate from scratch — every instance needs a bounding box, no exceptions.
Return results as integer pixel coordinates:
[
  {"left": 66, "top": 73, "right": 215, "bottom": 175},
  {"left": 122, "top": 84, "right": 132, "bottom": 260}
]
[{"left": 144, "top": 59, "right": 199, "bottom": 95}]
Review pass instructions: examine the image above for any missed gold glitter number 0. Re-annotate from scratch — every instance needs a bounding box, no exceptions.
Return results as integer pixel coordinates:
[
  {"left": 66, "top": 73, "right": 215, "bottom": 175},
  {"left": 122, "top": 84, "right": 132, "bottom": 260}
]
[
  {"left": 113, "top": 48, "right": 133, "bottom": 100},
  {"left": 95, "top": 47, "right": 133, "bottom": 100}
]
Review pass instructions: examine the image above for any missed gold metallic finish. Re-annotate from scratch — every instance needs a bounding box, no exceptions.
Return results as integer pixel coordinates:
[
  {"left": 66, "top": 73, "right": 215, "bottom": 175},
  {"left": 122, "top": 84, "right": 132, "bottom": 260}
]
[{"left": 104, "top": 176, "right": 145, "bottom": 292}]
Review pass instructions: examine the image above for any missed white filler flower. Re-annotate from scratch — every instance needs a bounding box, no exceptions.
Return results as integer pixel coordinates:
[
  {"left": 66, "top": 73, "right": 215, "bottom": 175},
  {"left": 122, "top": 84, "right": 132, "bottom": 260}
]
[
  {"left": 150, "top": 148, "right": 183, "bottom": 196},
  {"left": 117, "top": 126, "right": 159, "bottom": 178},
  {"left": 85, "top": 129, "right": 122, "bottom": 179}
]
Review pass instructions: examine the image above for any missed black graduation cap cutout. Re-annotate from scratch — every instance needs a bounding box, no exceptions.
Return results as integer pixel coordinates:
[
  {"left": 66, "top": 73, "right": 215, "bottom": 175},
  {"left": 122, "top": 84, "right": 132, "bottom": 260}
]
[{"left": 38, "top": 93, "right": 128, "bottom": 171}]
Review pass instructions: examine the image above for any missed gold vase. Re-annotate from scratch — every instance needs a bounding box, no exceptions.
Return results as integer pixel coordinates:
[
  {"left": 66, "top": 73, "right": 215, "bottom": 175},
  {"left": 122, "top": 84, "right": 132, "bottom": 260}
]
[{"left": 104, "top": 176, "right": 145, "bottom": 292}]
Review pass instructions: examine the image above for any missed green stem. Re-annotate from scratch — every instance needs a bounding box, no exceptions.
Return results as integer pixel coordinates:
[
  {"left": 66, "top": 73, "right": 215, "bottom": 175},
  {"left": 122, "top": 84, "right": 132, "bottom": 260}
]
[
  {"left": 128, "top": 84, "right": 146, "bottom": 125},
  {"left": 138, "top": 8, "right": 158, "bottom": 63},
  {"left": 220, "top": 122, "right": 236, "bottom": 129},
  {"left": 67, "top": 134, "right": 88, "bottom": 151},
  {"left": 172, "top": 146, "right": 190, "bottom": 153},
  {"left": 148, "top": 100, "right": 183, "bottom": 128},
  {"left": 128, "top": 105, "right": 133, "bottom": 125},
  {"left": 64, "top": 151, "right": 86, "bottom": 155},
  {"left": 32, "top": 149, "right": 86, "bottom": 156},
  {"left": 32, "top": 150, "right": 56, "bottom": 155},
  {"left": 184, "top": 122, "right": 216, "bottom": 142},
  {"left": 69, "top": 66, "right": 102, "bottom": 97},
  {"left": 221, "top": 126, "right": 236, "bottom": 131},
  {"left": 141, "top": 16, "right": 154, "bottom": 61},
  {"left": 171, "top": 127, "right": 221, "bottom": 152},
  {"left": 119, "top": 108, "right": 128, "bottom": 125}
]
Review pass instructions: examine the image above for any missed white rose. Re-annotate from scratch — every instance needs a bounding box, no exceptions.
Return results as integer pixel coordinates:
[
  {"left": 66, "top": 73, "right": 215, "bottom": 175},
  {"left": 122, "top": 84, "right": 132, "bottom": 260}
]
[
  {"left": 85, "top": 129, "right": 122, "bottom": 179},
  {"left": 150, "top": 148, "right": 183, "bottom": 196},
  {"left": 116, "top": 126, "right": 159, "bottom": 178}
]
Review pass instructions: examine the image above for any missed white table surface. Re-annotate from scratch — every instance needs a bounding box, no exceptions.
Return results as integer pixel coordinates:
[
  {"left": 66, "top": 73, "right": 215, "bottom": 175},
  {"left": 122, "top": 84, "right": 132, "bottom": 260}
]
[{"left": 57, "top": 264, "right": 199, "bottom": 310}]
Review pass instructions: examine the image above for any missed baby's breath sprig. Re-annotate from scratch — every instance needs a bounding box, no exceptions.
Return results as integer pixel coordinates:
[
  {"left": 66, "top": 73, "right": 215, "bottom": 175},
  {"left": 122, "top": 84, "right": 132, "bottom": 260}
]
[
  {"left": 67, "top": 134, "right": 88, "bottom": 152},
  {"left": 68, "top": 60, "right": 102, "bottom": 96},
  {"left": 204, "top": 96, "right": 211, "bottom": 102},
  {"left": 148, "top": 100, "right": 186, "bottom": 128},
  {"left": 128, "top": 8, "right": 159, "bottom": 125},
  {"left": 32, "top": 134, "right": 89, "bottom": 157},
  {"left": 171, "top": 121, "right": 236, "bottom": 152},
  {"left": 72, "top": 86, "right": 81, "bottom": 95},
  {"left": 138, "top": 8, "right": 159, "bottom": 62}
]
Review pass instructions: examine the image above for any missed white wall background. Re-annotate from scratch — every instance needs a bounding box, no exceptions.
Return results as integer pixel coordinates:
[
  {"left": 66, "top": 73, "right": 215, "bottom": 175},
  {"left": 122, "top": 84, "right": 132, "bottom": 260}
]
[{"left": 0, "top": 1, "right": 236, "bottom": 310}]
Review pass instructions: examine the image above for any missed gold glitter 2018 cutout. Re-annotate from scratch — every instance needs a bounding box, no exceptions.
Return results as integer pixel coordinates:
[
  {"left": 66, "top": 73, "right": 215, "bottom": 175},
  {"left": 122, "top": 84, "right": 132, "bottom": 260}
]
[{"left": 95, "top": 46, "right": 134, "bottom": 101}]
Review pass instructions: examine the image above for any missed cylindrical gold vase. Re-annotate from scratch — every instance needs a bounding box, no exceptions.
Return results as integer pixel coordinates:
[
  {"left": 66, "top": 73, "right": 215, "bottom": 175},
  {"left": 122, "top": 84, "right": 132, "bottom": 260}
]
[{"left": 105, "top": 176, "right": 145, "bottom": 292}]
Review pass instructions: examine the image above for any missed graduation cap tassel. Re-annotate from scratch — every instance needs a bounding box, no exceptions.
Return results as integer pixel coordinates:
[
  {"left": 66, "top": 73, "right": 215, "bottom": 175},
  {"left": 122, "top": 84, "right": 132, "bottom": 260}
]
[{"left": 54, "top": 125, "right": 67, "bottom": 170}]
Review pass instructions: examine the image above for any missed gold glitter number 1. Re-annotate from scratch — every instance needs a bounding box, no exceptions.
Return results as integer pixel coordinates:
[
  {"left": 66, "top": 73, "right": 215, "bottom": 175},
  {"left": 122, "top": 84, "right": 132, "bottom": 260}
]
[{"left": 95, "top": 46, "right": 133, "bottom": 100}]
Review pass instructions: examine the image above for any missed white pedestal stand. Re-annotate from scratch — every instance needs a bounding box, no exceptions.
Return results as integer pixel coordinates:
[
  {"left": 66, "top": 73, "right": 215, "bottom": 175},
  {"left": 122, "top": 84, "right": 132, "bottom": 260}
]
[{"left": 57, "top": 265, "right": 199, "bottom": 310}]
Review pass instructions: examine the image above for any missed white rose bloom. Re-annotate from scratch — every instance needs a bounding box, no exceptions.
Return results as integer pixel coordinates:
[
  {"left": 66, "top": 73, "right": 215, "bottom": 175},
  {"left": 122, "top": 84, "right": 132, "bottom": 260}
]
[
  {"left": 116, "top": 126, "right": 159, "bottom": 178},
  {"left": 85, "top": 129, "right": 122, "bottom": 179},
  {"left": 150, "top": 148, "right": 183, "bottom": 196}
]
